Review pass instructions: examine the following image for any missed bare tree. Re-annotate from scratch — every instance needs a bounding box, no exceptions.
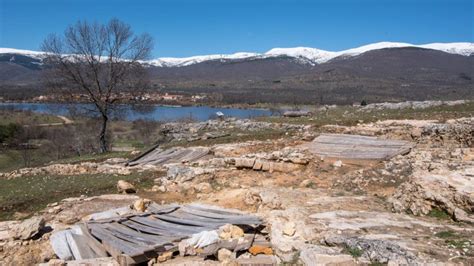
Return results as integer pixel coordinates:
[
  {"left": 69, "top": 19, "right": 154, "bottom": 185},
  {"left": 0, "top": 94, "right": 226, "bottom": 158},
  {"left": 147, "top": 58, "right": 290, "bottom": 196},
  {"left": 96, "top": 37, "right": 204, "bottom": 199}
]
[{"left": 41, "top": 19, "right": 153, "bottom": 153}]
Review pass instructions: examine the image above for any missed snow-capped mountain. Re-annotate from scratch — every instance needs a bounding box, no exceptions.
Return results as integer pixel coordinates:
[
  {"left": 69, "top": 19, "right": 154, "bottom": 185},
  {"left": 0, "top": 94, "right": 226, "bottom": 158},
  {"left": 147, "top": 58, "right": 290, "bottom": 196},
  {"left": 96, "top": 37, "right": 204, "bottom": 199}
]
[
  {"left": 1, "top": 42, "right": 473, "bottom": 67},
  {"left": 146, "top": 52, "right": 260, "bottom": 67},
  {"left": 0, "top": 48, "right": 45, "bottom": 59},
  {"left": 146, "top": 42, "right": 474, "bottom": 67}
]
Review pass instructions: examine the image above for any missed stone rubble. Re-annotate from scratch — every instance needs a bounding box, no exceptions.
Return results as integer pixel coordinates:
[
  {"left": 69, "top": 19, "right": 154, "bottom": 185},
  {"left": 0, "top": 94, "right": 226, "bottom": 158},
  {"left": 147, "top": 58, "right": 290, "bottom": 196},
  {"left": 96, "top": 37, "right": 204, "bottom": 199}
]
[
  {"left": 360, "top": 100, "right": 469, "bottom": 111},
  {"left": 160, "top": 117, "right": 311, "bottom": 143},
  {"left": 324, "top": 235, "right": 419, "bottom": 265},
  {"left": 1, "top": 115, "right": 474, "bottom": 265},
  {"left": 116, "top": 180, "right": 136, "bottom": 194},
  {"left": 0, "top": 160, "right": 159, "bottom": 179}
]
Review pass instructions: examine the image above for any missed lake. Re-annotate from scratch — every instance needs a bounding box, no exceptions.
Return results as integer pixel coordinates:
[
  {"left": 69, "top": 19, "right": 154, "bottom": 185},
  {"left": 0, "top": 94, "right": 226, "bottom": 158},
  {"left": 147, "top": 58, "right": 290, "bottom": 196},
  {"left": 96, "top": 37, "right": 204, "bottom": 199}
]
[{"left": 0, "top": 103, "right": 272, "bottom": 122}]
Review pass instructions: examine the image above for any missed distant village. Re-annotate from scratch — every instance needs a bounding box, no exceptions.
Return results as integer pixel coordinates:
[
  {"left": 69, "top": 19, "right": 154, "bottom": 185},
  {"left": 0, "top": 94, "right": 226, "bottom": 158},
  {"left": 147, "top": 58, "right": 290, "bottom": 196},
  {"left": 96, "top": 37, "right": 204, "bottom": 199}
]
[{"left": 22, "top": 92, "right": 210, "bottom": 105}]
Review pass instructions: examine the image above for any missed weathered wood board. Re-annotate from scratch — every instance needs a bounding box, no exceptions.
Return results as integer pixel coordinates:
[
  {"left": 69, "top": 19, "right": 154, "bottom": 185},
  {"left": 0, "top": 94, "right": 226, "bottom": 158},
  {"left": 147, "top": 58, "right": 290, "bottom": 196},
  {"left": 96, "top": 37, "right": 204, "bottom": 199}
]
[
  {"left": 127, "top": 146, "right": 210, "bottom": 166},
  {"left": 51, "top": 203, "right": 262, "bottom": 265},
  {"left": 305, "top": 133, "right": 413, "bottom": 160}
]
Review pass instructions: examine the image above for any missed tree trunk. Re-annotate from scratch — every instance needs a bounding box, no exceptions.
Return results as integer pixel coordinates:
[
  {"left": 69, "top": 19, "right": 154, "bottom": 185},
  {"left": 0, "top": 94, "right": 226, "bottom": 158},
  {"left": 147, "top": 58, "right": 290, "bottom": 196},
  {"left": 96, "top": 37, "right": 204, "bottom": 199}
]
[{"left": 99, "top": 114, "right": 109, "bottom": 153}]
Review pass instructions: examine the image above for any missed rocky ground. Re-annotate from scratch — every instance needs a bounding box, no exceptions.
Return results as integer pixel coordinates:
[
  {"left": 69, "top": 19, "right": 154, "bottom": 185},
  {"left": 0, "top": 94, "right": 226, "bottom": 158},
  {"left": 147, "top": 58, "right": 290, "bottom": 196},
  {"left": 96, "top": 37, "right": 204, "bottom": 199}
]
[{"left": 0, "top": 114, "right": 473, "bottom": 265}]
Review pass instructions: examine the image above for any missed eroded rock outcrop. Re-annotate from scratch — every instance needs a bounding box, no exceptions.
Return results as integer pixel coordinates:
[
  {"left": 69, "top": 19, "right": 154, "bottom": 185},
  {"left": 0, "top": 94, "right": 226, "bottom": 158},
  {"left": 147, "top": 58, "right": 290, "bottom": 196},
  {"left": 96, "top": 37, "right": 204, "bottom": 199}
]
[
  {"left": 324, "top": 235, "right": 419, "bottom": 265},
  {"left": 390, "top": 169, "right": 474, "bottom": 223}
]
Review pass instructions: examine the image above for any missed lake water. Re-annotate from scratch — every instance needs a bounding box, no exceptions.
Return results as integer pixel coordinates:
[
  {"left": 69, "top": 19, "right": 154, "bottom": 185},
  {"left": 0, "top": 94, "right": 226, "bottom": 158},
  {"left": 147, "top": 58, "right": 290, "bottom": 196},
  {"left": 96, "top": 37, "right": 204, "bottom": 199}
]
[{"left": 0, "top": 103, "right": 272, "bottom": 122}]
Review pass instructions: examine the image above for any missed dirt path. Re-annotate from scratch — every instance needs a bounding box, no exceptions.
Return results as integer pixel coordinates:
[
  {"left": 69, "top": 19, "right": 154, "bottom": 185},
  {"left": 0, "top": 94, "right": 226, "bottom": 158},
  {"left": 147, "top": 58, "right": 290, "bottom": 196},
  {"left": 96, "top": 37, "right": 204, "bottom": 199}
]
[{"left": 35, "top": 115, "right": 74, "bottom": 127}]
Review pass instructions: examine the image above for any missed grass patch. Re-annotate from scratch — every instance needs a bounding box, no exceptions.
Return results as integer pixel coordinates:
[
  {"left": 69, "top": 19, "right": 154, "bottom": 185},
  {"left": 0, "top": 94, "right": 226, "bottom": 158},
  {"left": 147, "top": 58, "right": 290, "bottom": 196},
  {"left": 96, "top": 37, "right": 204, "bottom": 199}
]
[
  {"left": 427, "top": 208, "right": 451, "bottom": 220},
  {"left": 435, "top": 231, "right": 456, "bottom": 238},
  {"left": 280, "top": 250, "right": 301, "bottom": 265},
  {"left": 0, "top": 109, "right": 64, "bottom": 125},
  {"left": 369, "top": 262, "right": 387, "bottom": 266},
  {"left": 0, "top": 171, "right": 157, "bottom": 221},
  {"left": 0, "top": 150, "right": 24, "bottom": 172},
  {"left": 257, "top": 102, "right": 474, "bottom": 127},
  {"left": 113, "top": 139, "right": 146, "bottom": 149},
  {"left": 344, "top": 246, "right": 363, "bottom": 258},
  {"left": 304, "top": 181, "right": 317, "bottom": 189},
  {"left": 445, "top": 239, "right": 471, "bottom": 250},
  {"left": 434, "top": 230, "right": 472, "bottom": 251}
]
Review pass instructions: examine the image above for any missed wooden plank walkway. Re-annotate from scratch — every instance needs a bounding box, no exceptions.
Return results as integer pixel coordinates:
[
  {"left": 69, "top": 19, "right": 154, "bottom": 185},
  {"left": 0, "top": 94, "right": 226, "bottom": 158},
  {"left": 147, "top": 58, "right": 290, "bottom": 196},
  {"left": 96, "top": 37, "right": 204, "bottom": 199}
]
[
  {"left": 305, "top": 133, "right": 413, "bottom": 160},
  {"left": 127, "top": 147, "right": 210, "bottom": 166},
  {"left": 52, "top": 204, "right": 262, "bottom": 265}
]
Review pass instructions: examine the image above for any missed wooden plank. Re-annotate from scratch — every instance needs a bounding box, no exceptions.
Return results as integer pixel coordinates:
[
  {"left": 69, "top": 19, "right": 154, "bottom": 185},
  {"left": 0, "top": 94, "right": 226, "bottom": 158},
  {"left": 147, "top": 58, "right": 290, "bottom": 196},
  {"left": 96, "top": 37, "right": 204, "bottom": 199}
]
[
  {"left": 306, "top": 134, "right": 413, "bottom": 160},
  {"left": 173, "top": 209, "right": 261, "bottom": 225},
  {"left": 180, "top": 206, "right": 262, "bottom": 224},
  {"left": 59, "top": 203, "right": 263, "bottom": 264},
  {"left": 89, "top": 223, "right": 147, "bottom": 258},
  {"left": 122, "top": 220, "right": 185, "bottom": 238},
  {"left": 76, "top": 223, "right": 109, "bottom": 258},
  {"left": 129, "top": 147, "right": 209, "bottom": 166},
  {"left": 146, "top": 203, "right": 180, "bottom": 214},
  {"left": 161, "top": 212, "right": 230, "bottom": 225},
  {"left": 131, "top": 216, "right": 204, "bottom": 234},
  {"left": 107, "top": 223, "right": 177, "bottom": 245},
  {"left": 154, "top": 213, "right": 220, "bottom": 228},
  {"left": 50, "top": 230, "right": 74, "bottom": 260},
  {"left": 126, "top": 143, "right": 162, "bottom": 166},
  {"left": 186, "top": 203, "right": 248, "bottom": 215},
  {"left": 102, "top": 224, "right": 164, "bottom": 247},
  {"left": 67, "top": 233, "right": 98, "bottom": 260}
]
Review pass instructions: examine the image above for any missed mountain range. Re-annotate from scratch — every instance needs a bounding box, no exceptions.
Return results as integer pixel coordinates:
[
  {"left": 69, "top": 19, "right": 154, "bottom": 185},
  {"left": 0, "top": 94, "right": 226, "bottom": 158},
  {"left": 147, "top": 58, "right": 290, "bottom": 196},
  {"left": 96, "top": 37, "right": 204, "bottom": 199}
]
[{"left": 0, "top": 42, "right": 473, "bottom": 104}]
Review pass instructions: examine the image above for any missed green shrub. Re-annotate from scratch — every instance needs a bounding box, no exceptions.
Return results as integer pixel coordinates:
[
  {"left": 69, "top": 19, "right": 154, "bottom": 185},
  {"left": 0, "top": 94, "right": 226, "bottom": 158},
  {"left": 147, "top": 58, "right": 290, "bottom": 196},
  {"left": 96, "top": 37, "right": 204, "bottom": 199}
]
[
  {"left": 345, "top": 246, "right": 363, "bottom": 258},
  {"left": 0, "top": 123, "right": 22, "bottom": 143}
]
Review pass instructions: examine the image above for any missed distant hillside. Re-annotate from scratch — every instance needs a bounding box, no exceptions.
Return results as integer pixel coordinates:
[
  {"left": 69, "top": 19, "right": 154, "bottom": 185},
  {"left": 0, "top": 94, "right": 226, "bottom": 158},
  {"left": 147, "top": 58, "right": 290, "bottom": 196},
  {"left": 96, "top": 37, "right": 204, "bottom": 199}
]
[{"left": 0, "top": 43, "right": 473, "bottom": 104}]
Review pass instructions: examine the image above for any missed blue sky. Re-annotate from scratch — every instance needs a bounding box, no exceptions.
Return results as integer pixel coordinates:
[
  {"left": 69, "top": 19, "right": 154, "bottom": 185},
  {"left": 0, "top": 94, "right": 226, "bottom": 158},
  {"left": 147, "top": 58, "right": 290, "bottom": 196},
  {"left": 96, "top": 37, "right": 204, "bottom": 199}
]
[{"left": 0, "top": 0, "right": 472, "bottom": 57}]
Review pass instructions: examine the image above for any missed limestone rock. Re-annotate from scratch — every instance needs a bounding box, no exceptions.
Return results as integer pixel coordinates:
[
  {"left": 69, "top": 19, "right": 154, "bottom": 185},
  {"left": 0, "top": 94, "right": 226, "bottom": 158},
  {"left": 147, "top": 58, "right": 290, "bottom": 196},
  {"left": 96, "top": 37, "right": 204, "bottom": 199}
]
[
  {"left": 133, "top": 198, "right": 150, "bottom": 212},
  {"left": 300, "top": 253, "right": 355, "bottom": 266},
  {"left": 195, "top": 182, "right": 212, "bottom": 193},
  {"left": 117, "top": 180, "right": 136, "bottom": 194},
  {"left": 236, "top": 255, "right": 278, "bottom": 266},
  {"left": 12, "top": 216, "right": 45, "bottom": 240},
  {"left": 178, "top": 240, "right": 197, "bottom": 256},
  {"left": 299, "top": 179, "right": 314, "bottom": 188},
  {"left": 249, "top": 245, "right": 273, "bottom": 256},
  {"left": 333, "top": 160, "right": 343, "bottom": 168},
  {"left": 217, "top": 248, "right": 235, "bottom": 262},
  {"left": 258, "top": 190, "right": 283, "bottom": 210},
  {"left": 389, "top": 170, "right": 474, "bottom": 223},
  {"left": 166, "top": 165, "right": 214, "bottom": 183},
  {"left": 218, "top": 224, "right": 244, "bottom": 240},
  {"left": 324, "top": 235, "right": 418, "bottom": 264},
  {"left": 157, "top": 251, "right": 173, "bottom": 262},
  {"left": 283, "top": 222, "right": 296, "bottom": 237},
  {"left": 235, "top": 158, "right": 256, "bottom": 168}
]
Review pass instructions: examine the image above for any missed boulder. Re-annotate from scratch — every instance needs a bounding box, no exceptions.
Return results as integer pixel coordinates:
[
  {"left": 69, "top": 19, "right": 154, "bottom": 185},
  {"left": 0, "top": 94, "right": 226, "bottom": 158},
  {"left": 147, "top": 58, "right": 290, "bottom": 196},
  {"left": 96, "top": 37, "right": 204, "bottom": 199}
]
[
  {"left": 217, "top": 248, "right": 235, "bottom": 262},
  {"left": 389, "top": 170, "right": 474, "bottom": 223},
  {"left": 283, "top": 222, "right": 296, "bottom": 237},
  {"left": 235, "top": 158, "right": 256, "bottom": 169},
  {"left": 132, "top": 198, "right": 150, "bottom": 212},
  {"left": 218, "top": 224, "right": 244, "bottom": 240},
  {"left": 117, "top": 180, "right": 136, "bottom": 194},
  {"left": 11, "top": 216, "right": 45, "bottom": 240},
  {"left": 333, "top": 160, "right": 343, "bottom": 168},
  {"left": 157, "top": 251, "right": 173, "bottom": 262}
]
